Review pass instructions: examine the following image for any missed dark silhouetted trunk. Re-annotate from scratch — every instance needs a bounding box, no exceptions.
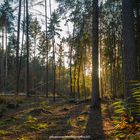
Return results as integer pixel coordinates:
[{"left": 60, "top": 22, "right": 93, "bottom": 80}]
[
  {"left": 26, "top": 0, "right": 30, "bottom": 97},
  {"left": 45, "top": 0, "right": 49, "bottom": 97},
  {"left": 92, "top": 0, "right": 100, "bottom": 107},
  {"left": 16, "top": 0, "right": 22, "bottom": 96},
  {"left": 122, "top": 0, "right": 136, "bottom": 99}
]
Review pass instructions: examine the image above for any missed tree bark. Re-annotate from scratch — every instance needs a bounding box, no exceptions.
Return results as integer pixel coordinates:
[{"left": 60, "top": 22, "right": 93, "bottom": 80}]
[
  {"left": 26, "top": 0, "right": 30, "bottom": 97},
  {"left": 16, "top": 0, "right": 22, "bottom": 96},
  {"left": 92, "top": 0, "right": 100, "bottom": 107},
  {"left": 45, "top": 0, "right": 49, "bottom": 97},
  {"left": 122, "top": 0, "right": 136, "bottom": 99}
]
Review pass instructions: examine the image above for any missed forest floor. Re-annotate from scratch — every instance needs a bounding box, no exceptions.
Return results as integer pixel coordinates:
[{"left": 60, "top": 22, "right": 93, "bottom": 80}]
[{"left": 0, "top": 96, "right": 115, "bottom": 140}]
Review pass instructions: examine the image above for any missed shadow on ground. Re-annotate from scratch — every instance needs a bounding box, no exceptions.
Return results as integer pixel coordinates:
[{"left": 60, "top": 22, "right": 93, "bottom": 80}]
[{"left": 85, "top": 104, "right": 105, "bottom": 140}]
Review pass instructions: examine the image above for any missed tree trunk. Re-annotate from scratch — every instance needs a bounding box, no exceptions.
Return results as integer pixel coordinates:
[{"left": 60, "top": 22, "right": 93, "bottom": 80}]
[
  {"left": 45, "top": 0, "right": 49, "bottom": 98},
  {"left": 77, "top": 60, "right": 81, "bottom": 100},
  {"left": 69, "top": 44, "right": 73, "bottom": 96},
  {"left": 5, "top": 25, "right": 8, "bottom": 90},
  {"left": 73, "top": 60, "right": 77, "bottom": 97},
  {"left": 92, "top": 0, "right": 100, "bottom": 107},
  {"left": 26, "top": 0, "right": 30, "bottom": 97},
  {"left": 19, "top": 0, "right": 26, "bottom": 92},
  {"left": 82, "top": 64, "right": 86, "bottom": 100},
  {"left": 52, "top": 39, "right": 56, "bottom": 101},
  {"left": 0, "top": 28, "right": 4, "bottom": 92},
  {"left": 16, "top": 0, "right": 22, "bottom": 96},
  {"left": 122, "top": 0, "right": 136, "bottom": 99},
  {"left": 136, "top": 0, "right": 140, "bottom": 79}
]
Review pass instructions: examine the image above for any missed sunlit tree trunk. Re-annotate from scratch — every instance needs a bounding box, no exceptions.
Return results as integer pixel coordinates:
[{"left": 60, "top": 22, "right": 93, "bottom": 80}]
[
  {"left": 73, "top": 60, "right": 77, "bottom": 96},
  {"left": 77, "top": 60, "right": 81, "bottom": 100},
  {"left": 82, "top": 63, "right": 86, "bottom": 100},
  {"left": 0, "top": 28, "right": 4, "bottom": 92},
  {"left": 5, "top": 25, "right": 8, "bottom": 90}
]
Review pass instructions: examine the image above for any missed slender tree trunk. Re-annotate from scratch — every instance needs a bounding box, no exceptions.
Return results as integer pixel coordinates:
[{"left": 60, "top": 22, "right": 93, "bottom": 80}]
[
  {"left": 45, "top": 0, "right": 49, "bottom": 97},
  {"left": 77, "top": 60, "right": 81, "bottom": 100},
  {"left": 16, "top": 0, "right": 22, "bottom": 96},
  {"left": 49, "top": 0, "right": 55, "bottom": 101},
  {"left": 26, "top": 0, "right": 30, "bottom": 97},
  {"left": 19, "top": 0, "right": 26, "bottom": 93},
  {"left": 52, "top": 39, "right": 56, "bottom": 101},
  {"left": 1, "top": 28, "right": 4, "bottom": 92},
  {"left": 66, "top": 22, "right": 73, "bottom": 97},
  {"left": 73, "top": 60, "right": 77, "bottom": 96},
  {"left": 69, "top": 43, "right": 73, "bottom": 96},
  {"left": 92, "top": 0, "right": 100, "bottom": 107},
  {"left": 59, "top": 62, "right": 61, "bottom": 91},
  {"left": 5, "top": 25, "right": 8, "bottom": 90},
  {"left": 99, "top": 1, "right": 103, "bottom": 100}
]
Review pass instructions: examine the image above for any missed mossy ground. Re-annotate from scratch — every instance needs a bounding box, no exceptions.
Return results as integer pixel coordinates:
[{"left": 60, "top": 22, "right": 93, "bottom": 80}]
[{"left": 0, "top": 96, "right": 114, "bottom": 140}]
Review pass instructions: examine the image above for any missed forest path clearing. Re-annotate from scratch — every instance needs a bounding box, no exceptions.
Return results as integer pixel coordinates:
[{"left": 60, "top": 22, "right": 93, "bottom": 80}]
[{"left": 0, "top": 96, "right": 114, "bottom": 140}]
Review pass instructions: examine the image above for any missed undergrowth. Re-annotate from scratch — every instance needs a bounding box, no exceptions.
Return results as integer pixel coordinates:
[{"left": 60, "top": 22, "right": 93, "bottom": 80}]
[{"left": 113, "top": 83, "right": 140, "bottom": 139}]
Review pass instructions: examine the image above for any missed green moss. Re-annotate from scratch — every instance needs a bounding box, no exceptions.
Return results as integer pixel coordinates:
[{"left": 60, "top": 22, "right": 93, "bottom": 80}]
[
  {"left": 0, "top": 117, "right": 16, "bottom": 126},
  {"left": 37, "top": 123, "right": 48, "bottom": 129},
  {"left": 0, "top": 130, "right": 10, "bottom": 136},
  {"left": 26, "top": 115, "right": 37, "bottom": 123},
  {"left": 25, "top": 122, "right": 48, "bottom": 132},
  {"left": 18, "top": 136, "right": 30, "bottom": 140},
  {"left": 24, "top": 115, "right": 48, "bottom": 132}
]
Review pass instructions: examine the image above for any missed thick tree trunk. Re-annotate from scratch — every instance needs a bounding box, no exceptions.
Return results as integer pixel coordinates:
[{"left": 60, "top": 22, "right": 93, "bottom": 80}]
[
  {"left": 92, "top": 0, "right": 100, "bottom": 107},
  {"left": 122, "top": 0, "right": 136, "bottom": 99},
  {"left": 136, "top": 0, "right": 140, "bottom": 79}
]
